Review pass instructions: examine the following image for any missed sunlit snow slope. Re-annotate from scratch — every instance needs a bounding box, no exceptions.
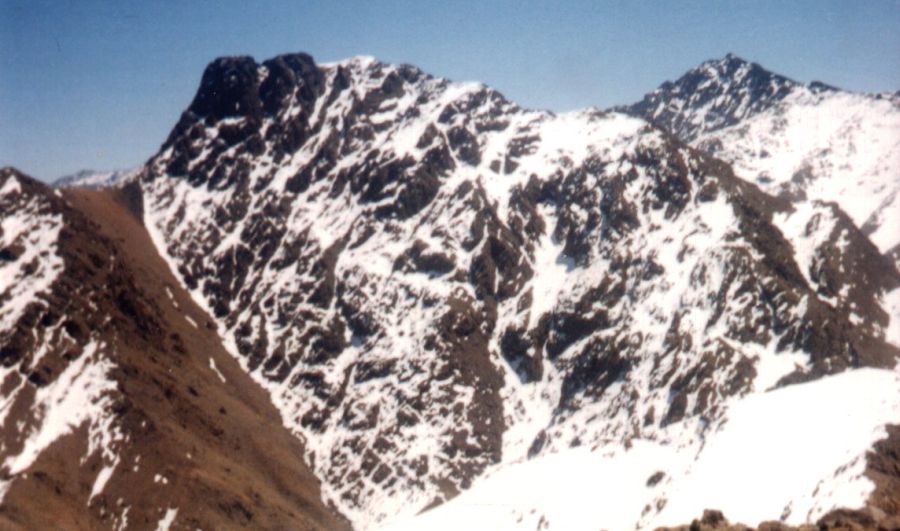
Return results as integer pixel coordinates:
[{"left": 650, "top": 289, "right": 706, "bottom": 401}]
[
  {"left": 141, "top": 53, "right": 900, "bottom": 528},
  {"left": 622, "top": 54, "right": 900, "bottom": 260},
  {"left": 384, "top": 367, "right": 900, "bottom": 530}
]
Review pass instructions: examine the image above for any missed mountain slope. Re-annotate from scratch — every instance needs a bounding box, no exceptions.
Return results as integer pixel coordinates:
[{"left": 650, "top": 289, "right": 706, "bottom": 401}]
[
  {"left": 139, "top": 52, "right": 900, "bottom": 528},
  {"left": 619, "top": 54, "right": 900, "bottom": 260},
  {"left": 0, "top": 168, "right": 348, "bottom": 530}
]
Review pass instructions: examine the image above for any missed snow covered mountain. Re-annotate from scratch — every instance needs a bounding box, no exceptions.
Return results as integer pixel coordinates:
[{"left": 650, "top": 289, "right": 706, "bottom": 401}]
[
  {"left": 2, "top": 51, "right": 899, "bottom": 530},
  {"left": 137, "top": 53, "right": 900, "bottom": 529},
  {"left": 52, "top": 167, "right": 140, "bottom": 189},
  {"left": 619, "top": 54, "right": 900, "bottom": 263}
]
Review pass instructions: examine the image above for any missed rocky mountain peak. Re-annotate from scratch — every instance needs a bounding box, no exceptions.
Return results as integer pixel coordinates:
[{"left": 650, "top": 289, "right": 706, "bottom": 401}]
[
  {"left": 620, "top": 54, "right": 900, "bottom": 263},
  {"left": 138, "top": 50, "right": 900, "bottom": 527},
  {"left": 184, "top": 52, "right": 325, "bottom": 123},
  {"left": 808, "top": 79, "right": 840, "bottom": 94},
  {"left": 618, "top": 54, "right": 800, "bottom": 140}
]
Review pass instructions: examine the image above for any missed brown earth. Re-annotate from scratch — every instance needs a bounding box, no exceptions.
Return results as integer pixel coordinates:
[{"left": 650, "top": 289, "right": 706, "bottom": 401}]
[{"left": 0, "top": 179, "right": 350, "bottom": 530}]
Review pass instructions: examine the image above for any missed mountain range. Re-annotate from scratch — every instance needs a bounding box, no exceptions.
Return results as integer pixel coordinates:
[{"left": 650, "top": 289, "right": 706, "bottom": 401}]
[
  {"left": 1, "top": 52, "right": 898, "bottom": 530},
  {"left": 51, "top": 168, "right": 141, "bottom": 190}
]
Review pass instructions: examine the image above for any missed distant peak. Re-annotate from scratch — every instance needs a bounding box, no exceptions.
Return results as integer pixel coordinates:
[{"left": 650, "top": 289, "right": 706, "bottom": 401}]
[
  {"left": 808, "top": 80, "right": 840, "bottom": 94},
  {"left": 697, "top": 53, "right": 750, "bottom": 71},
  {"left": 619, "top": 53, "right": 801, "bottom": 140},
  {"left": 697, "top": 54, "right": 766, "bottom": 80},
  {"left": 322, "top": 55, "right": 379, "bottom": 69},
  {"left": 0, "top": 166, "right": 22, "bottom": 177},
  {"left": 722, "top": 52, "right": 747, "bottom": 63},
  {"left": 691, "top": 53, "right": 803, "bottom": 93}
]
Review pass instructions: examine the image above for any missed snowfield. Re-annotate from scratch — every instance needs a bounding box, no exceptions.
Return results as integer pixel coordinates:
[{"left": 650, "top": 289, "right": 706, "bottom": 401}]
[
  {"left": 697, "top": 89, "right": 900, "bottom": 255},
  {"left": 384, "top": 367, "right": 900, "bottom": 531}
]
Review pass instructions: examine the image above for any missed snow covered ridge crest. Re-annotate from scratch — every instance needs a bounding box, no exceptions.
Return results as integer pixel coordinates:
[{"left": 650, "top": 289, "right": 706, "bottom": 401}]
[
  {"left": 141, "top": 52, "right": 900, "bottom": 528},
  {"left": 0, "top": 168, "right": 64, "bottom": 335},
  {"left": 52, "top": 167, "right": 142, "bottom": 189}
]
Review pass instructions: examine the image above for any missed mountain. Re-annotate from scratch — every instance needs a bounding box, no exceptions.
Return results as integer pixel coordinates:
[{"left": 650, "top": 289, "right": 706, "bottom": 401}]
[
  {"left": 619, "top": 53, "right": 803, "bottom": 142},
  {"left": 0, "top": 168, "right": 348, "bottom": 529},
  {"left": 619, "top": 54, "right": 900, "bottom": 264},
  {"left": 137, "top": 53, "right": 900, "bottom": 528},
  {"left": 52, "top": 168, "right": 141, "bottom": 189},
  {"left": 2, "top": 51, "right": 899, "bottom": 530}
]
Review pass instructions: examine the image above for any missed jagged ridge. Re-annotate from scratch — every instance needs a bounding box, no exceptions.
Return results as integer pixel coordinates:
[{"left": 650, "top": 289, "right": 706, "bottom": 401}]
[{"left": 139, "top": 52, "right": 900, "bottom": 528}]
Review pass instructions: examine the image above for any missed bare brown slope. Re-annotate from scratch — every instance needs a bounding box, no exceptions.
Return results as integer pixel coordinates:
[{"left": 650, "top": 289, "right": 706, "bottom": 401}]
[{"left": 0, "top": 175, "right": 350, "bottom": 530}]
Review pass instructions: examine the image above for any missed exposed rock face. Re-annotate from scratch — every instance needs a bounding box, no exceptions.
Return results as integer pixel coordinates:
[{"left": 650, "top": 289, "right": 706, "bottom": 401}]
[
  {"left": 619, "top": 54, "right": 800, "bottom": 142},
  {"left": 0, "top": 168, "right": 348, "bottom": 530},
  {"left": 139, "top": 53, "right": 900, "bottom": 527}
]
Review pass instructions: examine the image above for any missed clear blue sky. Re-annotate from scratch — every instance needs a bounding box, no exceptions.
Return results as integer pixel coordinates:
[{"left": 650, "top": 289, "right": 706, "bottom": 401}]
[{"left": 2, "top": 0, "right": 898, "bottom": 181}]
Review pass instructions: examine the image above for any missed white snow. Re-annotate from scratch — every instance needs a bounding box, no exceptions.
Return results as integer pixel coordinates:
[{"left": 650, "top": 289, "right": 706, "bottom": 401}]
[
  {"left": 116, "top": 506, "right": 130, "bottom": 531},
  {"left": 155, "top": 507, "right": 178, "bottom": 531},
  {"left": 697, "top": 90, "right": 900, "bottom": 254},
  {"left": 0, "top": 175, "right": 22, "bottom": 195},
  {"left": 772, "top": 202, "right": 837, "bottom": 291},
  {"left": 208, "top": 358, "right": 226, "bottom": 383},
  {"left": 89, "top": 459, "right": 118, "bottom": 502},
  {"left": 0, "top": 183, "right": 65, "bottom": 334},
  {"left": 384, "top": 368, "right": 900, "bottom": 530},
  {"left": 2, "top": 340, "right": 119, "bottom": 476},
  {"left": 0, "top": 340, "right": 123, "bottom": 503},
  {"left": 528, "top": 205, "right": 573, "bottom": 328}
]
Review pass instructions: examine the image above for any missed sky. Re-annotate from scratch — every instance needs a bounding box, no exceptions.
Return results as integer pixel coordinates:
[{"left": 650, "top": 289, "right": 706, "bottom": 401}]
[{"left": 1, "top": 1, "right": 899, "bottom": 181}]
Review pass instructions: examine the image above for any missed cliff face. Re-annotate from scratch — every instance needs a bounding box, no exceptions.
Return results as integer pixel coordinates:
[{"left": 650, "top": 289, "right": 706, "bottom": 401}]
[{"left": 139, "top": 53, "right": 899, "bottom": 527}]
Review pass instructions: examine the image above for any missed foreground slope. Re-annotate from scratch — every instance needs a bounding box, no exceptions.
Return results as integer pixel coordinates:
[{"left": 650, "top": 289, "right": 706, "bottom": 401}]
[
  {"left": 0, "top": 168, "right": 348, "bottom": 530},
  {"left": 140, "top": 52, "right": 900, "bottom": 528}
]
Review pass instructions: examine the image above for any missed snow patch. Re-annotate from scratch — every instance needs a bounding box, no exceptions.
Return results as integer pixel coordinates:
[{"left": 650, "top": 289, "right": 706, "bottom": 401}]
[
  {"left": 155, "top": 507, "right": 178, "bottom": 531},
  {"left": 208, "top": 358, "right": 226, "bottom": 383}
]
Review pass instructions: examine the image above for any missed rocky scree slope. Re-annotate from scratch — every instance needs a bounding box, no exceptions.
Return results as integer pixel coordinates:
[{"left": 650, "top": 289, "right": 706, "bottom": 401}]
[
  {"left": 0, "top": 168, "right": 348, "bottom": 530},
  {"left": 140, "top": 52, "right": 900, "bottom": 528},
  {"left": 619, "top": 54, "right": 900, "bottom": 265}
]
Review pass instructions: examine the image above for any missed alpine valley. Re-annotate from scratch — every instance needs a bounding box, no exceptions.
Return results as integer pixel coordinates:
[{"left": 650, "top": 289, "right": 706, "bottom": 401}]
[{"left": 1, "top": 52, "right": 898, "bottom": 530}]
